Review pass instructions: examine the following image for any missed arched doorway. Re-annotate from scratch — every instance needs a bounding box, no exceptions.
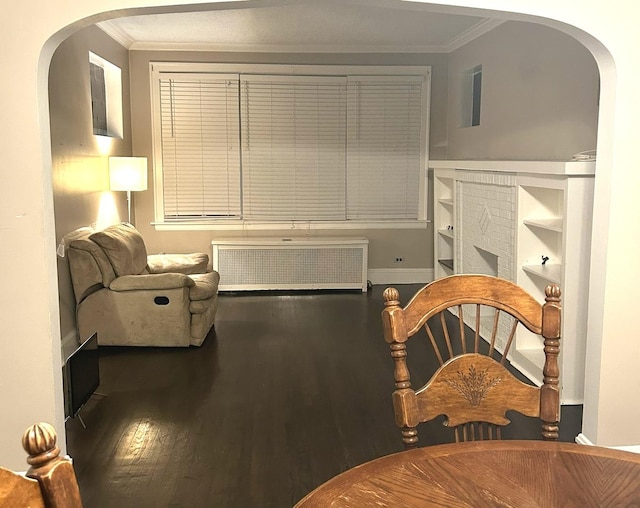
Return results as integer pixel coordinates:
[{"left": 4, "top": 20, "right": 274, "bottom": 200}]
[{"left": 4, "top": 0, "right": 636, "bottom": 473}]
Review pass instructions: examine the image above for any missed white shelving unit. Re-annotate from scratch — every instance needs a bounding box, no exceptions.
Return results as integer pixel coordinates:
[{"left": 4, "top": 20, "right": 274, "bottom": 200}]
[
  {"left": 433, "top": 168, "right": 456, "bottom": 279},
  {"left": 430, "top": 160, "right": 595, "bottom": 404},
  {"left": 513, "top": 173, "right": 594, "bottom": 403}
]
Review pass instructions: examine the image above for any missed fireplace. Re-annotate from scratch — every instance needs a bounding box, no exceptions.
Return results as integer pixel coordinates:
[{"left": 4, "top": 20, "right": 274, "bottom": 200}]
[
  {"left": 456, "top": 170, "right": 517, "bottom": 281},
  {"left": 473, "top": 246, "right": 499, "bottom": 277},
  {"left": 455, "top": 170, "right": 517, "bottom": 352}
]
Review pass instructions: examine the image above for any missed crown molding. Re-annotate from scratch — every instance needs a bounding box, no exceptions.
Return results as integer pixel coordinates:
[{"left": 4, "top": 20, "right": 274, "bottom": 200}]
[
  {"left": 98, "top": 17, "right": 505, "bottom": 54},
  {"left": 128, "top": 41, "right": 450, "bottom": 53},
  {"left": 97, "top": 20, "right": 135, "bottom": 49},
  {"left": 444, "top": 18, "right": 506, "bottom": 52}
]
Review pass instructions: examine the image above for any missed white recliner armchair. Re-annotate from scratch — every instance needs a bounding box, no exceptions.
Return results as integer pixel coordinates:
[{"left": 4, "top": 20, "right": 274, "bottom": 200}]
[{"left": 66, "top": 223, "right": 219, "bottom": 347}]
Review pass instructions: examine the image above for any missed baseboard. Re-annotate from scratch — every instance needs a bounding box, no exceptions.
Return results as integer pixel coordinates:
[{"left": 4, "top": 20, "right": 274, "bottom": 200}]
[
  {"left": 559, "top": 396, "right": 584, "bottom": 405},
  {"left": 368, "top": 268, "right": 433, "bottom": 286},
  {"left": 575, "top": 433, "right": 640, "bottom": 453},
  {"left": 610, "top": 445, "right": 640, "bottom": 453},
  {"left": 575, "top": 433, "right": 593, "bottom": 445}
]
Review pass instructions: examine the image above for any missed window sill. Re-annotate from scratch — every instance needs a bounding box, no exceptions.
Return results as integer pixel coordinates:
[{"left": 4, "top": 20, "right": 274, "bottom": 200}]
[{"left": 152, "top": 220, "right": 430, "bottom": 231}]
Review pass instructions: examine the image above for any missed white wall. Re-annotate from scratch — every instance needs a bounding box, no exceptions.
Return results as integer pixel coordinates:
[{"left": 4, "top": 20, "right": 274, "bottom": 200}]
[{"left": 1, "top": 0, "right": 639, "bottom": 469}]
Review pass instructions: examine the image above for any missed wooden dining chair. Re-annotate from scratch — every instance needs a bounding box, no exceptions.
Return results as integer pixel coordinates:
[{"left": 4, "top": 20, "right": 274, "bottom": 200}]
[
  {"left": 382, "top": 274, "right": 561, "bottom": 449},
  {"left": 0, "top": 422, "right": 83, "bottom": 507}
]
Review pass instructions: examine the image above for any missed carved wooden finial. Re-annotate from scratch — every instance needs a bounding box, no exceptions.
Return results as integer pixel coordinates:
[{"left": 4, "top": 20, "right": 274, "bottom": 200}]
[
  {"left": 22, "top": 422, "right": 60, "bottom": 467},
  {"left": 383, "top": 287, "right": 400, "bottom": 307},
  {"left": 545, "top": 284, "right": 561, "bottom": 302}
]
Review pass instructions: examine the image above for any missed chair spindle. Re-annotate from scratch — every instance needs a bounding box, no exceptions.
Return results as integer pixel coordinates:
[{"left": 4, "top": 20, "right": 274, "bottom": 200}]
[
  {"left": 441, "top": 311, "right": 454, "bottom": 359},
  {"left": 457, "top": 305, "right": 466, "bottom": 354}
]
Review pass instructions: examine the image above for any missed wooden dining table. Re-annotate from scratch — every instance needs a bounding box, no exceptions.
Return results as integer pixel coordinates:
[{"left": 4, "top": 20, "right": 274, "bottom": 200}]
[{"left": 294, "top": 440, "right": 640, "bottom": 507}]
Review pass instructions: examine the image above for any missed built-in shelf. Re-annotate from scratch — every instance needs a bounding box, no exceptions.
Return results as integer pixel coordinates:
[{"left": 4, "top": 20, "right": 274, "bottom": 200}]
[
  {"left": 516, "top": 172, "right": 594, "bottom": 404},
  {"left": 521, "top": 264, "right": 562, "bottom": 284},
  {"left": 439, "top": 258, "right": 454, "bottom": 270},
  {"left": 523, "top": 218, "right": 563, "bottom": 233},
  {"left": 510, "top": 348, "right": 545, "bottom": 387},
  {"left": 433, "top": 168, "right": 456, "bottom": 279}
]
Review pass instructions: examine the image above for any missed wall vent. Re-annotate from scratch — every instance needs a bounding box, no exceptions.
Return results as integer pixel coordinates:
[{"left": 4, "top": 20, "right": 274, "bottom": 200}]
[{"left": 212, "top": 238, "right": 368, "bottom": 292}]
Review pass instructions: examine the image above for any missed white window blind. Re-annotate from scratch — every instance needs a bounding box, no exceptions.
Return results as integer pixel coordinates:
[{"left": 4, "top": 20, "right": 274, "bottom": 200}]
[
  {"left": 159, "top": 74, "right": 241, "bottom": 219},
  {"left": 240, "top": 75, "right": 347, "bottom": 220},
  {"left": 346, "top": 76, "right": 423, "bottom": 220}
]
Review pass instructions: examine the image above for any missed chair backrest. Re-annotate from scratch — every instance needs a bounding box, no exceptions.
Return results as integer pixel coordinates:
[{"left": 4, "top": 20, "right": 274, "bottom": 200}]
[
  {"left": 0, "top": 422, "right": 83, "bottom": 507},
  {"left": 381, "top": 274, "right": 561, "bottom": 449}
]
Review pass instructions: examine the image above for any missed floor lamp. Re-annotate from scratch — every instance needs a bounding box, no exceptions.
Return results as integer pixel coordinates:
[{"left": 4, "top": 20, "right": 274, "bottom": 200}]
[{"left": 109, "top": 156, "right": 148, "bottom": 225}]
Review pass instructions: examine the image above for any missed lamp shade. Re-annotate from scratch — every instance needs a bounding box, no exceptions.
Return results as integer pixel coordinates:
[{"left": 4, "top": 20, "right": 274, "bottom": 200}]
[{"left": 109, "top": 156, "right": 148, "bottom": 191}]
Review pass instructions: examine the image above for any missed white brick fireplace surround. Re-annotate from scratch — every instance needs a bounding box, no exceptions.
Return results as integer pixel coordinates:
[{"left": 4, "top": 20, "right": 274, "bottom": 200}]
[
  {"left": 431, "top": 160, "right": 595, "bottom": 404},
  {"left": 455, "top": 170, "right": 518, "bottom": 354},
  {"left": 456, "top": 170, "right": 517, "bottom": 281}
]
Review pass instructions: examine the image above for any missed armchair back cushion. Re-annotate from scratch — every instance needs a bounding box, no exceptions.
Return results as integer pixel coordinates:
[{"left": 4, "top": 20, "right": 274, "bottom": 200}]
[
  {"left": 66, "top": 227, "right": 117, "bottom": 304},
  {"left": 89, "top": 223, "right": 148, "bottom": 276}
]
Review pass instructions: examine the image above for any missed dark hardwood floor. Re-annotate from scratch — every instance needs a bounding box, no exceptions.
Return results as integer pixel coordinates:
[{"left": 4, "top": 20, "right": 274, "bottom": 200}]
[{"left": 66, "top": 285, "right": 582, "bottom": 507}]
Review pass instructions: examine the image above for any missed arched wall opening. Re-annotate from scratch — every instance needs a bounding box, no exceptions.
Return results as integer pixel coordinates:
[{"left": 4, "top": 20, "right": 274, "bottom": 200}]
[{"left": 43, "top": 0, "right": 616, "bottom": 445}]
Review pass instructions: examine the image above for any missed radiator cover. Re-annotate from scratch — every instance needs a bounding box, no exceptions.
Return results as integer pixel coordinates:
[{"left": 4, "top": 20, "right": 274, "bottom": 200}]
[{"left": 212, "top": 238, "right": 368, "bottom": 291}]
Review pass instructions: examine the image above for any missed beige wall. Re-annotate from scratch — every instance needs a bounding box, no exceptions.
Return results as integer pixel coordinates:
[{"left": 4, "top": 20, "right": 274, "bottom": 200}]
[
  {"left": 2, "top": 0, "right": 640, "bottom": 469},
  {"left": 445, "top": 20, "right": 599, "bottom": 160},
  {"left": 49, "top": 25, "right": 132, "bottom": 352}
]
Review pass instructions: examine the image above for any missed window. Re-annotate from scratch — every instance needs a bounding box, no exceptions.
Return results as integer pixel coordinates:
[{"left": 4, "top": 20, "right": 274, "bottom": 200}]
[
  {"left": 89, "top": 52, "right": 123, "bottom": 138},
  {"left": 460, "top": 64, "right": 482, "bottom": 128},
  {"left": 151, "top": 64, "right": 430, "bottom": 229},
  {"left": 240, "top": 75, "right": 347, "bottom": 220},
  {"left": 346, "top": 76, "right": 423, "bottom": 220},
  {"left": 471, "top": 65, "right": 482, "bottom": 127},
  {"left": 90, "top": 62, "right": 107, "bottom": 135},
  {"left": 159, "top": 74, "right": 240, "bottom": 218}
]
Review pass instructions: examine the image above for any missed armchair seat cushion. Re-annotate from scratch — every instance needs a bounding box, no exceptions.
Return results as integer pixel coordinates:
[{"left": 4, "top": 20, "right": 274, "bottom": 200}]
[
  {"left": 189, "top": 272, "right": 220, "bottom": 302},
  {"left": 147, "top": 253, "right": 209, "bottom": 275}
]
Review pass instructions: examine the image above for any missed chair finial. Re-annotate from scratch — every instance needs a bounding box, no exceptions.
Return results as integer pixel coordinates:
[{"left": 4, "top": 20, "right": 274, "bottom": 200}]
[
  {"left": 22, "top": 422, "right": 61, "bottom": 467},
  {"left": 383, "top": 287, "right": 400, "bottom": 307},
  {"left": 545, "top": 284, "right": 561, "bottom": 302}
]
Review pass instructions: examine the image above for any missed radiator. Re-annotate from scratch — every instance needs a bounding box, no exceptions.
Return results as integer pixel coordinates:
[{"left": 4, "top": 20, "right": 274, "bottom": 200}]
[{"left": 211, "top": 238, "right": 369, "bottom": 291}]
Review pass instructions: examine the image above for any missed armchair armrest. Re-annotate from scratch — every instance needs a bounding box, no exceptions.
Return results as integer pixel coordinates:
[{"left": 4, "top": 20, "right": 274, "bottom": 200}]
[
  {"left": 146, "top": 253, "right": 210, "bottom": 275},
  {"left": 109, "top": 273, "right": 195, "bottom": 292}
]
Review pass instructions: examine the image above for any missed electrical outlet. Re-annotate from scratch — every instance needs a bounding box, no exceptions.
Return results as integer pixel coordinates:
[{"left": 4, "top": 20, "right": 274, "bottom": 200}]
[{"left": 394, "top": 257, "right": 404, "bottom": 263}]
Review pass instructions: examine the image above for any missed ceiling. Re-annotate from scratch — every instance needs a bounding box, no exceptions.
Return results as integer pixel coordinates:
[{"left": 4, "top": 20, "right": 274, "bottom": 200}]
[{"left": 97, "top": 1, "right": 505, "bottom": 53}]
